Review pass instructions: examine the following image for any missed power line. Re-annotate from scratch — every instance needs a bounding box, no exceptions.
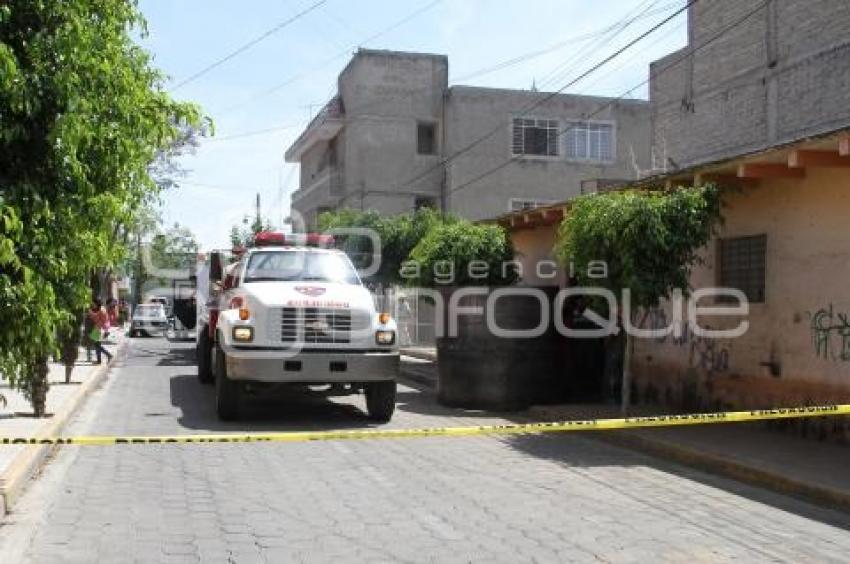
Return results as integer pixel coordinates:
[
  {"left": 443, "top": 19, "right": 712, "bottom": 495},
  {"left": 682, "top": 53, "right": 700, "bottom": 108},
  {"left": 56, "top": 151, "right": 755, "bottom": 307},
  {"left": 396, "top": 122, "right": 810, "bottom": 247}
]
[
  {"left": 178, "top": 180, "right": 264, "bottom": 191},
  {"left": 450, "top": 1, "right": 681, "bottom": 83},
  {"left": 354, "top": 0, "right": 443, "bottom": 47},
  {"left": 398, "top": 0, "right": 693, "bottom": 194},
  {"left": 172, "top": 0, "right": 329, "bottom": 91},
  {"left": 215, "top": 0, "right": 443, "bottom": 117},
  {"left": 578, "top": 17, "right": 687, "bottom": 97},
  {"left": 535, "top": 0, "right": 666, "bottom": 90},
  {"left": 202, "top": 122, "right": 306, "bottom": 143},
  {"left": 448, "top": 0, "right": 769, "bottom": 197}
]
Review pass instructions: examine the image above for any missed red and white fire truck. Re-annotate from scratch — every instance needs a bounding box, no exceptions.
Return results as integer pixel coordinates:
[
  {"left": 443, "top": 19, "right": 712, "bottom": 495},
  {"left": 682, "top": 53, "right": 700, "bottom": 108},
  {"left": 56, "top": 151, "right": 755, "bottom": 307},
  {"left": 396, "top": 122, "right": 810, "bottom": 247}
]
[{"left": 195, "top": 232, "right": 399, "bottom": 421}]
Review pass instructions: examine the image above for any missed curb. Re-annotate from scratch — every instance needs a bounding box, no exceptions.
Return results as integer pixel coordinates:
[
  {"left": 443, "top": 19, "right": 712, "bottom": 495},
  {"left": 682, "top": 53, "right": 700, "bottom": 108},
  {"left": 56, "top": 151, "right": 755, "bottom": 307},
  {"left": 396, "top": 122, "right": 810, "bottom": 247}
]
[
  {"left": 0, "top": 340, "right": 127, "bottom": 518},
  {"left": 594, "top": 430, "right": 850, "bottom": 512},
  {"left": 399, "top": 363, "right": 438, "bottom": 390},
  {"left": 399, "top": 348, "right": 437, "bottom": 362},
  {"left": 528, "top": 405, "right": 850, "bottom": 512},
  {"left": 406, "top": 371, "right": 850, "bottom": 510}
]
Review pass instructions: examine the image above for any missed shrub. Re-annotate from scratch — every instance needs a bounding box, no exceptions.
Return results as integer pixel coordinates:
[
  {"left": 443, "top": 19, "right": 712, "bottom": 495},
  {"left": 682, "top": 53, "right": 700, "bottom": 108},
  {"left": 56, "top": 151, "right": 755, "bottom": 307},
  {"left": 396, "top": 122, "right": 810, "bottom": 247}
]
[{"left": 406, "top": 221, "right": 518, "bottom": 287}]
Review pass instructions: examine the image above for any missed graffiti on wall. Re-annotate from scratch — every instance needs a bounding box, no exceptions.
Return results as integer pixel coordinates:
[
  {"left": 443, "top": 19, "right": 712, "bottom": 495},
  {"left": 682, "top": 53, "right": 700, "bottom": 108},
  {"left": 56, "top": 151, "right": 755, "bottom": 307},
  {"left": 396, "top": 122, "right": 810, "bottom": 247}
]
[
  {"left": 638, "top": 308, "right": 732, "bottom": 376},
  {"left": 809, "top": 304, "right": 850, "bottom": 362}
]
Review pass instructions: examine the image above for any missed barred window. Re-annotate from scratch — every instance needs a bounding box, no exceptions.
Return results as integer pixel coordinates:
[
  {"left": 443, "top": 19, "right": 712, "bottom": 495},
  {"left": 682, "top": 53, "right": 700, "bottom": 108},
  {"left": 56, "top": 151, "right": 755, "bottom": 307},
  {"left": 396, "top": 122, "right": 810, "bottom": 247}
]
[
  {"left": 718, "top": 235, "right": 766, "bottom": 303},
  {"left": 509, "top": 198, "right": 555, "bottom": 212},
  {"left": 565, "top": 121, "right": 614, "bottom": 161},
  {"left": 512, "top": 118, "right": 559, "bottom": 157},
  {"left": 417, "top": 122, "right": 436, "bottom": 155}
]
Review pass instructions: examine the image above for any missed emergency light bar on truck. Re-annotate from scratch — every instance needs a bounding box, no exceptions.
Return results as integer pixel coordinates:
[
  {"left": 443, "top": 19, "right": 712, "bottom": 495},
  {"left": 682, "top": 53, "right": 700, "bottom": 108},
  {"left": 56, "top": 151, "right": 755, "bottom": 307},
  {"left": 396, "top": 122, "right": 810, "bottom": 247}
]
[{"left": 253, "top": 231, "right": 335, "bottom": 248}]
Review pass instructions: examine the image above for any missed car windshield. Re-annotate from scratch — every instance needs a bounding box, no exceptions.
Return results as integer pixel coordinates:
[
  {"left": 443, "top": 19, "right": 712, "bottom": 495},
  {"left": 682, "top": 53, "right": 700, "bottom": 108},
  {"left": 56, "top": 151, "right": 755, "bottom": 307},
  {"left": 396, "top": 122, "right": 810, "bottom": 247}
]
[
  {"left": 243, "top": 251, "right": 360, "bottom": 285},
  {"left": 135, "top": 305, "right": 164, "bottom": 316}
]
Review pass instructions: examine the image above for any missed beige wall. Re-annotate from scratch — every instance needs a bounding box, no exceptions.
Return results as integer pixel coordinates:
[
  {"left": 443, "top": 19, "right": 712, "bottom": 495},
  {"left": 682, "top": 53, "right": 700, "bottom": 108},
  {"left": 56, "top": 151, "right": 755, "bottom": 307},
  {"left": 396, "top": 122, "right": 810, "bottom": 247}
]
[
  {"left": 446, "top": 87, "right": 651, "bottom": 221},
  {"left": 510, "top": 223, "right": 566, "bottom": 288},
  {"left": 632, "top": 167, "right": 850, "bottom": 417}
]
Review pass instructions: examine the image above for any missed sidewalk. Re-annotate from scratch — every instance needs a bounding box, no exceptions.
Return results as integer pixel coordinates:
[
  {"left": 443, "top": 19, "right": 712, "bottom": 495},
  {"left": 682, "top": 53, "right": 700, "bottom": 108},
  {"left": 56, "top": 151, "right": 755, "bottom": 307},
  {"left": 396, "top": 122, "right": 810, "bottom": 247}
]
[
  {"left": 529, "top": 403, "right": 850, "bottom": 511},
  {"left": 0, "top": 333, "right": 125, "bottom": 517},
  {"left": 397, "top": 355, "right": 850, "bottom": 511},
  {"left": 400, "top": 345, "right": 437, "bottom": 362}
]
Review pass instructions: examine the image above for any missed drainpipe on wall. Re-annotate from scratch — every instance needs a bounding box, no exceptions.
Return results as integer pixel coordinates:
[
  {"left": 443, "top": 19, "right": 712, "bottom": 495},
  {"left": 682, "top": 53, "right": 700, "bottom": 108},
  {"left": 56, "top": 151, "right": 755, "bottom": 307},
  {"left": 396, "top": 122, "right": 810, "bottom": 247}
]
[{"left": 440, "top": 89, "right": 449, "bottom": 213}]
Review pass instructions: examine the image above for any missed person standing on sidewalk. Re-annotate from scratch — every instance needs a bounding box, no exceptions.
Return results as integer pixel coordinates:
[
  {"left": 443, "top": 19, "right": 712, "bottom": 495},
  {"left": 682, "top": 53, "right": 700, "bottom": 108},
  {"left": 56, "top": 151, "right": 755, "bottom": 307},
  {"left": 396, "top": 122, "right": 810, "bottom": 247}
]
[
  {"left": 83, "top": 306, "right": 95, "bottom": 363},
  {"left": 106, "top": 298, "right": 119, "bottom": 333},
  {"left": 87, "top": 299, "right": 113, "bottom": 365}
]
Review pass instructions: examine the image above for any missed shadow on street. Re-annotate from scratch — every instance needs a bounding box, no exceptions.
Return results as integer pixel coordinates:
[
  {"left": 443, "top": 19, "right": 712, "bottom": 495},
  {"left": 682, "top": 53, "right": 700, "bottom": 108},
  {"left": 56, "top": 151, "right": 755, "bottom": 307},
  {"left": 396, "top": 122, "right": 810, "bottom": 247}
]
[{"left": 168, "top": 373, "right": 379, "bottom": 432}]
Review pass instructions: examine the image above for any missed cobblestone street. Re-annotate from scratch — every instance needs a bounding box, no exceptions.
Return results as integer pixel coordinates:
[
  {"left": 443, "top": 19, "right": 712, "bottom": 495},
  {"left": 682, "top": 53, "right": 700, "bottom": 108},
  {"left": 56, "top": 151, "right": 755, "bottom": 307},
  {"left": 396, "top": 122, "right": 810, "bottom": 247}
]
[{"left": 1, "top": 338, "right": 849, "bottom": 563}]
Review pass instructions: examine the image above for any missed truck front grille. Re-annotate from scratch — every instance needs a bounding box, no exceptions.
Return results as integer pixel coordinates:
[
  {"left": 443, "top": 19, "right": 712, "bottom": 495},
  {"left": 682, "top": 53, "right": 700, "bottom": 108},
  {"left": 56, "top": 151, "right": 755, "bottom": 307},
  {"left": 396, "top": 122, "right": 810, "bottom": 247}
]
[{"left": 280, "top": 307, "right": 352, "bottom": 344}]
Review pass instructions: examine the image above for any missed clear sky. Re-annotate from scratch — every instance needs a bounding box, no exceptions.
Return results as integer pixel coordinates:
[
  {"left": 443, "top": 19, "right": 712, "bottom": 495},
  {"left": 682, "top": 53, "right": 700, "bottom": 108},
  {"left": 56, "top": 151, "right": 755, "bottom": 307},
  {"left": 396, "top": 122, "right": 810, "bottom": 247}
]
[{"left": 137, "top": 0, "right": 688, "bottom": 249}]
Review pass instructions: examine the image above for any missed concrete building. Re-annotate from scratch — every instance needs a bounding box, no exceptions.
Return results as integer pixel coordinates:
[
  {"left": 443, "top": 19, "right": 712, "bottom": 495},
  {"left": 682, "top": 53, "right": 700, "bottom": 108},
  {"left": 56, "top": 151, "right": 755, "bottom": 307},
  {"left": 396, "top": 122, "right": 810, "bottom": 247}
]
[
  {"left": 284, "top": 49, "right": 651, "bottom": 226},
  {"left": 631, "top": 0, "right": 850, "bottom": 441},
  {"left": 649, "top": 0, "right": 850, "bottom": 172},
  {"left": 491, "top": 1, "right": 850, "bottom": 443}
]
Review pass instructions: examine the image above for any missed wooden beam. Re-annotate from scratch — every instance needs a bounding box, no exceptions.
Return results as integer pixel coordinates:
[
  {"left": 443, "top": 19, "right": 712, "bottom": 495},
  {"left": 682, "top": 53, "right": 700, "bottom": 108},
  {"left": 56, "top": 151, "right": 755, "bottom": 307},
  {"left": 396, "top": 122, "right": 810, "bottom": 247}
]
[
  {"left": 701, "top": 173, "right": 759, "bottom": 188},
  {"left": 737, "top": 163, "right": 805, "bottom": 179},
  {"left": 840, "top": 137, "right": 850, "bottom": 157},
  {"left": 788, "top": 150, "right": 850, "bottom": 168}
]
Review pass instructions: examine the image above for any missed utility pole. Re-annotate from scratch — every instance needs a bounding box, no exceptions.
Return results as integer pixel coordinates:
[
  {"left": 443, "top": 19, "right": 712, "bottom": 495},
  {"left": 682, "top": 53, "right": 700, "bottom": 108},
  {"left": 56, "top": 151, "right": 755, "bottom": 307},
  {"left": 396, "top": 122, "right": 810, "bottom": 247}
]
[
  {"left": 134, "top": 230, "right": 143, "bottom": 306},
  {"left": 251, "top": 192, "right": 264, "bottom": 235}
]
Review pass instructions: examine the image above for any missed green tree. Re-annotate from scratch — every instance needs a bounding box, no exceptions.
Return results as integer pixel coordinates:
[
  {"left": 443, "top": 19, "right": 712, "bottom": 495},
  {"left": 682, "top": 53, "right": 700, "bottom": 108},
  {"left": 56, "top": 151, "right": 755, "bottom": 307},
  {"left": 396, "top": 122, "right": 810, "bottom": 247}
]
[
  {"left": 554, "top": 184, "right": 723, "bottom": 412},
  {"left": 229, "top": 214, "right": 274, "bottom": 249},
  {"left": 146, "top": 222, "right": 199, "bottom": 294},
  {"left": 0, "top": 1, "right": 204, "bottom": 414},
  {"left": 318, "top": 208, "right": 451, "bottom": 285},
  {"left": 406, "top": 221, "right": 518, "bottom": 287},
  {"left": 150, "top": 223, "right": 199, "bottom": 270}
]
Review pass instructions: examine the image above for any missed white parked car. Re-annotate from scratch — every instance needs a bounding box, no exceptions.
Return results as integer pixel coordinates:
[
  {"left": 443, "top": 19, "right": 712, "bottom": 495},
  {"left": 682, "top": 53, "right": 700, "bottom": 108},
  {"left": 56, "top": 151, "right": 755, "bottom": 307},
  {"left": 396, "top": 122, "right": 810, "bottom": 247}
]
[
  {"left": 196, "top": 233, "right": 400, "bottom": 421},
  {"left": 130, "top": 303, "right": 168, "bottom": 337}
]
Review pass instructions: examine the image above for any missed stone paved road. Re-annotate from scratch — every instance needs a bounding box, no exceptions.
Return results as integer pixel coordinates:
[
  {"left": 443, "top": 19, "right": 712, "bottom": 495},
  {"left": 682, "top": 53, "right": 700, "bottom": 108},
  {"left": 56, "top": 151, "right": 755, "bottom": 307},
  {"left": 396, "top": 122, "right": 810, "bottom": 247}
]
[{"left": 1, "top": 338, "right": 849, "bottom": 563}]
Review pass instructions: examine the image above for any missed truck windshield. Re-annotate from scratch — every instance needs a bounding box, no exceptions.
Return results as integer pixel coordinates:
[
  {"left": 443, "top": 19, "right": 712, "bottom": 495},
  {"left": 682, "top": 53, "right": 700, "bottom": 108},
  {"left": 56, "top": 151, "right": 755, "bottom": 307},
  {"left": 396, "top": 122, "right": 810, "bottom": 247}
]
[
  {"left": 243, "top": 251, "right": 360, "bottom": 285},
  {"left": 135, "top": 305, "right": 165, "bottom": 317}
]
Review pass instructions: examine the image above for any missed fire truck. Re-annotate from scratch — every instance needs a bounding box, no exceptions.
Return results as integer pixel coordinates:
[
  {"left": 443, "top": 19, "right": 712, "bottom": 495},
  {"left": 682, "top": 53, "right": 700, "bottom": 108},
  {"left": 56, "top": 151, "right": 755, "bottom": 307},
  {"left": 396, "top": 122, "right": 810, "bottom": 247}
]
[{"left": 195, "top": 232, "right": 399, "bottom": 421}]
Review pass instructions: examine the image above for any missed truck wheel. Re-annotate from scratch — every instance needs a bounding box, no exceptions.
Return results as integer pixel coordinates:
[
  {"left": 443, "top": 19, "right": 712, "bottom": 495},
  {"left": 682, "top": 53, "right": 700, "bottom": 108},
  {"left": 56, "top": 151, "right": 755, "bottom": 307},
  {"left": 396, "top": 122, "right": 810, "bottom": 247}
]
[
  {"left": 365, "top": 381, "right": 396, "bottom": 422},
  {"left": 196, "top": 328, "right": 213, "bottom": 385},
  {"left": 215, "top": 345, "right": 240, "bottom": 421}
]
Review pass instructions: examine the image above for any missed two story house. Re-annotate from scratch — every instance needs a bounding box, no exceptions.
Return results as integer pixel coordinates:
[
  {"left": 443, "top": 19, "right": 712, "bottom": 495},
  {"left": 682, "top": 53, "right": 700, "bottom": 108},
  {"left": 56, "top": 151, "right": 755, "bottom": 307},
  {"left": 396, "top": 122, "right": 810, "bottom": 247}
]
[{"left": 284, "top": 48, "right": 652, "bottom": 226}]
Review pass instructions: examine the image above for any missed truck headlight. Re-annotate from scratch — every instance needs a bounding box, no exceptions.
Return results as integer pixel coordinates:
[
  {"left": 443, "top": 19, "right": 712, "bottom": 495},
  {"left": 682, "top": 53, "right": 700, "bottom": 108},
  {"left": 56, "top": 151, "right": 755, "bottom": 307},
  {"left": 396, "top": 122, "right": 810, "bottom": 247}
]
[
  {"left": 232, "top": 327, "right": 254, "bottom": 342},
  {"left": 375, "top": 330, "right": 395, "bottom": 345}
]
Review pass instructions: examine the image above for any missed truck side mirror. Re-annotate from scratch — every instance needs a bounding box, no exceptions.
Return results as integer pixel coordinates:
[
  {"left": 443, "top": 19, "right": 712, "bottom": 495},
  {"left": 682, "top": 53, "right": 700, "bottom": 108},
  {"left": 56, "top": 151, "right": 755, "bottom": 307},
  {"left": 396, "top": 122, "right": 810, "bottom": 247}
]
[
  {"left": 209, "top": 252, "right": 224, "bottom": 284},
  {"left": 209, "top": 251, "right": 224, "bottom": 298}
]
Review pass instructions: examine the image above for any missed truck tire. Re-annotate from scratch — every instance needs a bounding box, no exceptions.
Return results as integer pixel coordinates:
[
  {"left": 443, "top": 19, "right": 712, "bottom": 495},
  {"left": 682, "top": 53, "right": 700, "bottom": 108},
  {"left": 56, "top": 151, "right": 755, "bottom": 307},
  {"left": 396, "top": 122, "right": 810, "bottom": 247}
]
[
  {"left": 365, "top": 381, "right": 396, "bottom": 422},
  {"left": 197, "top": 328, "right": 213, "bottom": 385},
  {"left": 215, "top": 344, "right": 240, "bottom": 421}
]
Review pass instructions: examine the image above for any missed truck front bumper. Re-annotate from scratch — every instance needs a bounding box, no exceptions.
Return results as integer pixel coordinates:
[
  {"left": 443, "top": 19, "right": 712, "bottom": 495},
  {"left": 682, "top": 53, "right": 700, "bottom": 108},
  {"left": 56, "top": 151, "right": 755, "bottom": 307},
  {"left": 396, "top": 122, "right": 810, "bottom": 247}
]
[{"left": 220, "top": 346, "right": 400, "bottom": 383}]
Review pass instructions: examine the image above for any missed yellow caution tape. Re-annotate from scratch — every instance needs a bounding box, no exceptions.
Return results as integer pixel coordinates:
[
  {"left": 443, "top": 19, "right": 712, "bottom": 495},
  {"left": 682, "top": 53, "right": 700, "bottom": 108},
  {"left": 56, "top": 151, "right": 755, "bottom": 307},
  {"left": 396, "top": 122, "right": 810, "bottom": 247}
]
[{"left": 1, "top": 404, "right": 848, "bottom": 446}]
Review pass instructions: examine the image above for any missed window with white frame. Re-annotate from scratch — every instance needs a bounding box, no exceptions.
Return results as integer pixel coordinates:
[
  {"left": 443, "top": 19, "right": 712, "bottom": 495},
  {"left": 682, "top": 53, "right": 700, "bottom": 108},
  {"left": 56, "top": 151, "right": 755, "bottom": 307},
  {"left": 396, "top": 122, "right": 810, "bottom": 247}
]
[
  {"left": 565, "top": 121, "right": 614, "bottom": 162},
  {"left": 509, "top": 199, "right": 555, "bottom": 212},
  {"left": 512, "top": 118, "right": 559, "bottom": 157}
]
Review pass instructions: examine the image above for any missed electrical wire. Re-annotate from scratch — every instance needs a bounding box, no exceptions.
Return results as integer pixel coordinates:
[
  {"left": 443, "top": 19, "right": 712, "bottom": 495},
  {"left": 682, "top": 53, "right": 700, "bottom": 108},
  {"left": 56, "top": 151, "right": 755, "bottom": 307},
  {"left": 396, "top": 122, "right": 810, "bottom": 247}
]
[
  {"left": 201, "top": 122, "right": 306, "bottom": 143},
  {"left": 172, "top": 0, "right": 329, "bottom": 91},
  {"left": 536, "top": 0, "right": 665, "bottom": 90},
  {"left": 396, "top": 0, "right": 694, "bottom": 194},
  {"left": 215, "top": 0, "right": 443, "bottom": 117},
  {"left": 450, "top": 1, "right": 682, "bottom": 83},
  {"left": 447, "top": 0, "right": 770, "bottom": 197}
]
